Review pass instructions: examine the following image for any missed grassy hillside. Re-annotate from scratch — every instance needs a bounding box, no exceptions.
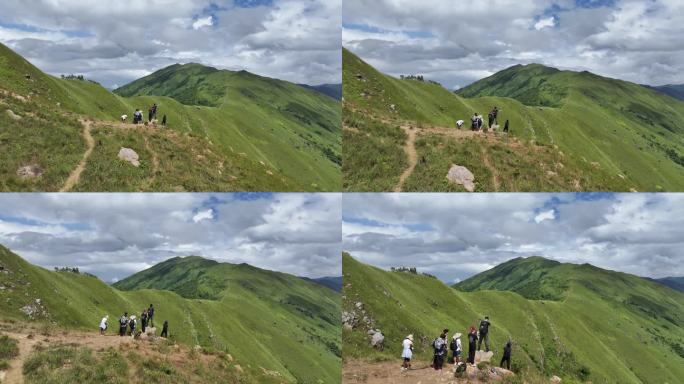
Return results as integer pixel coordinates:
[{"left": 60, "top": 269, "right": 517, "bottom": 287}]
[
  {"left": 342, "top": 253, "right": 684, "bottom": 383},
  {"left": 0, "top": 42, "right": 340, "bottom": 192},
  {"left": 0, "top": 245, "right": 341, "bottom": 383},
  {"left": 342, "top": 47, "right": 684, "bottom": 192}
]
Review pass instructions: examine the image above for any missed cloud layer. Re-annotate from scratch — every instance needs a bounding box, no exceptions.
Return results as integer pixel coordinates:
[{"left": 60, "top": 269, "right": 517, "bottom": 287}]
[
  {"left": 343, "top": 193, "right": 684, "bottom": 283},
  {"left": 0, "top": 193, "right": 341, "bottom": 282},
  {"left": 0, "top": 0, "right": 341, "bottom": 88},
  {"left": 343, "top": 0, "right": 684, "bottom": 90}
]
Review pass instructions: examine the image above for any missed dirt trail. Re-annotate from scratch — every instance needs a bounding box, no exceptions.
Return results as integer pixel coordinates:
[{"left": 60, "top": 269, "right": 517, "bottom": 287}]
[
  {"left": 393, "top": 125, "right": 418, "bottom": 192},
  {"left": 142, "top": 136, "right": 160, "bottom": 190},
  {"left": 59, "top": 120, "right": 94, "bottom": 192},
  {"left": 1, "top": 329, "right": 137, "bottom": 384},
  {"left": 480, "top": 147, "right": 501, "bottom": 191},
  {"left": 343, "top": 360, "right": 498, "bottom": 384}
]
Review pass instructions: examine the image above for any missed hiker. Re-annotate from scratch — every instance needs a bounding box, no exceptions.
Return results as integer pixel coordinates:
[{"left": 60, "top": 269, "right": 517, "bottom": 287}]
[
  {"left": 148, "top": 304, "right": 155, "bottom": 327},
  {"left": 133, "top": 109, "right": 142, "bottom": 124},
  {"left": 478, "top": 114, "right": 484, "bottom": 131},
  {"left": 492, "top": 106, "right": 499, "bottom": 124},
  {"left": 141, "top": 310, "right": 148, "bottom": 333},
  {"left": 488, "top": 111, "right": 494, "bottom": 130},
  {"left": 456, "top": 119, "right": 464, "bottom": 129},
  {"left": 99, "top": 315, "right": 108, "bottom": 335},
  {"left": 119, "top": 312, "right": 129, "bottom": 336},
  {"left": 450, "top": 332, "right": 462, "bottom": 365},
  {"left": 161, "top": 320, "right": 169, "bottom": 338},
  {"left": 162, "top": 115, "right": 167, "bottom": 126},
  {"left": 504, "top": 119, "right": 509, "bottom": 133},
  {"left": 148, "top": 108, "right": 153, "bottom": 123},
  {"left": 478, "top": 316, "right": 491, "bottom": 352},
  {"left": 500, "top": 341, "right": 512, "bottom": 370},
  {"left": 470, "top": 113, "right": 478, "bottom": 131},
  {"left": 151, "top": 103, "right": 158, "bottom": 120},
  {"left": 128, "top": 315, "right": 137, "bottom": 336},
  {"left": 432, "top": 332, "right": 447, "bottom": 371},
  {"left": 467, "top": 326, "right": 477, "bottom": 364},
  {"left": 401, "top": 334, "right": 414, "bottom": 370},
  {"left": 121, "top": 114, "right": 128, "bottom": 123}
]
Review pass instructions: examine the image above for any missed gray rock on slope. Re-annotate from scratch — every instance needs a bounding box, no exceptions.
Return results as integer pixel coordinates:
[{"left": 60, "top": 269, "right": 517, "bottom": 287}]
[
  {"left": 118, "top": 147, "right": 140, "bottom": 167},
  {"left": 446, "top": 164, "right": 475, "bottom": 192}
]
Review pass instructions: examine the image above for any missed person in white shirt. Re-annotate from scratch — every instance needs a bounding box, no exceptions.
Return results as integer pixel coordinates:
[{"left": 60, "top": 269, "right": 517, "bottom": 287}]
[
  {"left": 401, "top": 334, "right": 414, "bottom": 370},
  {"left": 99, "top": 315, "right": 108, "bottom": 335},
  {"left": 451, "top": 333, "right": 462, "bottom": 364}
]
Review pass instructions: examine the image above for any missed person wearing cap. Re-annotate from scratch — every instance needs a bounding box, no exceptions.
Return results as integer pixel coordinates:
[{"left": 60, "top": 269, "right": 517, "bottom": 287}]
[
  {"left": 99, "top": 315, "right": 108, "bottom": 335},
  {"left": 450, "top": 332, "right": 462, "bottom": 364},
  {"left": 401, "top": 334, "right": 414, "bottom": 370}
]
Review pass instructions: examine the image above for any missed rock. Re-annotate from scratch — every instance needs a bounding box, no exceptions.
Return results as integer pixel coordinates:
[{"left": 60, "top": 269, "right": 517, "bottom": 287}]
[
  {"left": 550, "top": 375, "right": 562, "bottom": 383},
  {"left": 475, "top": 350, "right": 494, "bottom": 363},
  {"left": 591, "top": 161, "right": 601, "bottom": 169},
  {"left": 17, "top": 164, "right": 43, "bottom": 179},
  {"left": 118, "top": 147, "right": 140, "bottom": 167},
  {"left": 370, "top": 331, "right": 384, "bottom": 348},
  {"left": 446, "top": 164, "right": 475, "bottom": 192},
  {"left": 629, "top": 188, "right": 638, "bottom": 193},
  {"left": 234, "top": 364, "right": 243, "bottom": 373},
  {"left": 6, "top": 109, "right": 21, "bottom": 120},
  {"left": 355, "top": 302, "right": 363, "bottom": 310},
  {"left": 546, "top": 170, "right": 557, "bottom": 177}
]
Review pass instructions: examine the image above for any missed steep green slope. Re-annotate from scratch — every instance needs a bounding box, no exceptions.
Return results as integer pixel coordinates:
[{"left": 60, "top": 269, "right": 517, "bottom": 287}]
[
  {"left": 343, "top": 253, "right": 684, "bottom": 383},
  {"left": 0, "top": 43, "right": 340, "bottom": 191},
  {"left": 0, "top": 246, "right": 341, "bottom": 383},
  {"left": 343, "top": 47, "right": 684, "bottom": 192}
]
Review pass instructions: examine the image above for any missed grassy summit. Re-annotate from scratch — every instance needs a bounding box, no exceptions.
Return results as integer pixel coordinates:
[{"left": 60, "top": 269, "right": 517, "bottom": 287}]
[
  {"left": 0, "top": 245, "right": 341, "bottom": 383},
  {"left": 0, "top": 43, "right": 340, "bottom": 192},
  {"left": 342, "top": 48, "right": 684, "bottom": 192},
  {"left": 342, "top": 253, "right": 684, "bottom": 383}
]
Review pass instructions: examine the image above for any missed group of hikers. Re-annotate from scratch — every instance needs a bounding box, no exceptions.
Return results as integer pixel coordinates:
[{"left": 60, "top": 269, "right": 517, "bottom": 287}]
[
  {"left": 98, "top": 303, "right": 169, "bottom": 339},
  {"left": 456, "top": 106, "right": 509, "bottom": 133},
  {"left": 125, "top": 103, "right": 167, "bottom": 126},
  {"left": 401, "top": 316, "right": 513, "bottom": 373}
]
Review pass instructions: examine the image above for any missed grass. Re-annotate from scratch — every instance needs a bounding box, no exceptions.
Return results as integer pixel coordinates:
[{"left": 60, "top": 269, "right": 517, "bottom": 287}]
[
  {"left": 342, "top": 253, "right": 684, "bottom": 383},
  {"left": 342, "top": 47, "right": 684, "bottom": 192},
  {"left": 0, "top": 245, "right": 341, "bottom": 383},
  {"left": 0, "top": 333, "right": 19, "bottom": 370},
  {"left": 0, "top": 42, "right": 340, "bottom": 192}
]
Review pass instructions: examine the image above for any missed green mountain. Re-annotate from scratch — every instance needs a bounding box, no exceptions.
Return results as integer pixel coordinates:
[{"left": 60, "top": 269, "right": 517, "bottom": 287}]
[
  {"left": 342, "top": 48, "right": 684, "bottom": 192},
  {"left": 0, "top": 42, "right": 340, "bottom": 192},
  {"left": 0, "top": 245, "right": 341, "bottom": 383},
  {"left": 648, "top": 84, "right": 684, "bottom": 101},
  {"left": 299, "top": 84, "right": 343, "bottom": 101},
  {"left": 342, "top": 253, "right": 684, "bottom": 383}
]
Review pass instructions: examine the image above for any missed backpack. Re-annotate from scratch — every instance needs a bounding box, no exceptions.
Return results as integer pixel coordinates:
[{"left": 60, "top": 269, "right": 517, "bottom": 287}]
[
  {"left": 479, "top": 320, "right": 489, "bottom": 335},
  {"left": 433, "top": 337, "right": 445, "bottom": 353},
  {"left": 120, "top": 316, "right": 127, "bottom": 326},
  {"left": 450, "top": 339, "right": 458, "bottom": 351}
]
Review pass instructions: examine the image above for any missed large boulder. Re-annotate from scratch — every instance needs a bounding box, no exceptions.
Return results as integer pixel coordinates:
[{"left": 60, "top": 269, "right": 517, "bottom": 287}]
[
  {"left": 446, "top": 164, "right": 475, "bottom": 192},
  {"left": 118, "top": 147, "right": 140, "bottom": 167},
  {"left": 370, "top": 330, "right": 384, "bottom": 349},
  {"left": 475, "top": 350, "right": 494, "bottom": 363},
  {"left": 5, "top": 109, "right": 21, "bottom": 120}
]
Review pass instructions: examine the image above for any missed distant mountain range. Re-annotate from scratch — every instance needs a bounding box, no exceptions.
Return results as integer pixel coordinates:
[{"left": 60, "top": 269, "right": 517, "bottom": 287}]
[
  {"left": 645, "top": 83, "right": 684, "bottom": 101},
  {"left": 343, "top": 253, "right": 684, "bottom": 383},
  {"left": 0, "top": 246, "right": 341, "bottom": 383},
  {"left": 646, "top": 276, "right": 684, "bottom": 292},
  {"left": 299, "top": 83, "right": 342, "bottom": 100},
  {"left": 303, "top": 276, "right": 342, "bottom": 292}
]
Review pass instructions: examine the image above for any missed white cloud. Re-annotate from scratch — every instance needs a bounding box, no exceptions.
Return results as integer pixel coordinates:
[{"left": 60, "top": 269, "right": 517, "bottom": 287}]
[
  {"left": 192, "top": 16, "right": 214, "bottom": 30},
  {"left": 534, "top": 209, "right": 556, "bottom": 223},
  {"left": 192, "top": 209, "right": 214, "bottom": 223},
  {"left": 534, "top": 16, "right": 556, "bottom": 31}
]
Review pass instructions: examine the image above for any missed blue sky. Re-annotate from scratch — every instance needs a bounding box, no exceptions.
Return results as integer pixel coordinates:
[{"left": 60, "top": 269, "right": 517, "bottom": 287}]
[
  {"left": 0, "top": 0, "right": 341, "bottom": 88},
  {"left": 343, "top": 0, "right": 684, "bottom": 89},
  {"left": 343, "top": 193, "right": 684, "bottom": 283},
  {"left": 0, "top": 193, "right": 341, "bottom": 282}
]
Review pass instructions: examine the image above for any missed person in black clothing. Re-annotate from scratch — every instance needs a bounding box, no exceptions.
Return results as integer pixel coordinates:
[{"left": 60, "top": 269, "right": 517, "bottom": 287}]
[
  {"left": 467, "top": 326, "right": 477, "bottom": 364},
  {"left": 162, "top": 115, "right": 167, "bottom": 126},
  {"left": 492, "top": 106, "right": 499, "bottom": 124},
  {"left": 488, "top": 111, "right": 494, "bottom": 130},
  {"left": 161, "top": 320, "right": 168, "bottom": 338},
  {"left": 504, "top": 119, "right": 509, "bottom": 133},
  {"left": 478, "top": 316, "right": 491, "bottom": 352},
  {"left": 151, "top": 103, "right": 158, "bottom": 120},
  {"left": 141, "top": 310, "right": 148, "bottom": 333},
  {"left": 148, "top": 304, "right": 155, "bottom": 327},
  {"left": 501, "top": 341, "right": 512, "bottom": 370},
  {"left": 148, "top": 108, "right": 153, "bottom": 123}
]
